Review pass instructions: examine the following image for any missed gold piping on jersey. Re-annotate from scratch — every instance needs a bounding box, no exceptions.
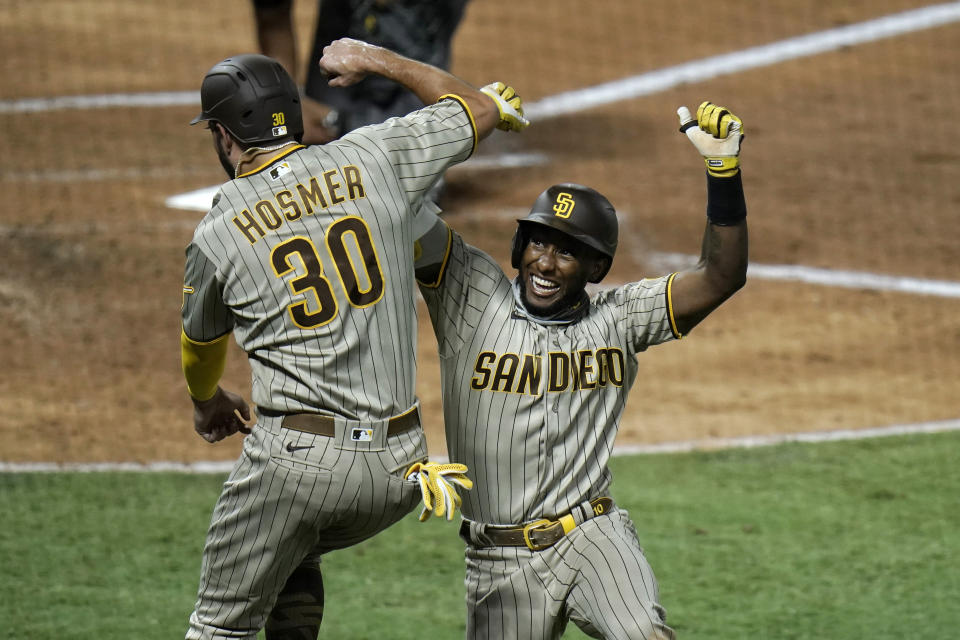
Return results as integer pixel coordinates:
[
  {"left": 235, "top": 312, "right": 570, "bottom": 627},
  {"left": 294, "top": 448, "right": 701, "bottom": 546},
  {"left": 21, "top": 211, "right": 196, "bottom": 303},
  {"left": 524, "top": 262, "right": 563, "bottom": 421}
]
[
  {"left": 416, "top": 223, "right": 453, "bottom": 289},
  {"left": 236, "top": 144, "right": 305, "bottom": 178},
  {"left": 665, "top": 271, "right": 683, "bottom": 339},
  {"left": 438, "top": 94, "right": 478, "bottom": 158}
]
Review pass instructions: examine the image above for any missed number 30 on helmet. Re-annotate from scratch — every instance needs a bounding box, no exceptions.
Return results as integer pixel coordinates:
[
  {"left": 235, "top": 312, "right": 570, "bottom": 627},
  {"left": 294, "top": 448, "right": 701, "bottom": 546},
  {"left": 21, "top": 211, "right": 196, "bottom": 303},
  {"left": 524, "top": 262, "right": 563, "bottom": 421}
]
[{"left": 190, "top": 54, "right": 304, "bottom": 145}]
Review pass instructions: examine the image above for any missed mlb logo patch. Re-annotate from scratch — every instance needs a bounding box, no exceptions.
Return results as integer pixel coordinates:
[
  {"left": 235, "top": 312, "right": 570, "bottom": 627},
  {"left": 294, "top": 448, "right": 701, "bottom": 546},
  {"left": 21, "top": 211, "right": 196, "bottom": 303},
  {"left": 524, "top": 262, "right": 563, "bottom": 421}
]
[
  {"left": 272, "top": 125, "right": 288, "bottom": 137},
  {"left": 351, "top": 428, "right": 373, "bottom": 442},
  {"left": 269, "top": 162, "right": 291, "bottom": 181}
]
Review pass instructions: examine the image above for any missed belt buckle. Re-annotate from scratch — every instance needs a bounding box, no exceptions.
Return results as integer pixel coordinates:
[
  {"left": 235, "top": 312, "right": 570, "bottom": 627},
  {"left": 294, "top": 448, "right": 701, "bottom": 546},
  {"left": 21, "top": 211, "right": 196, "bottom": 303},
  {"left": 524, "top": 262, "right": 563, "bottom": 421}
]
[{"left": 521, "top": 519, "right": 554, "bottom": 551}]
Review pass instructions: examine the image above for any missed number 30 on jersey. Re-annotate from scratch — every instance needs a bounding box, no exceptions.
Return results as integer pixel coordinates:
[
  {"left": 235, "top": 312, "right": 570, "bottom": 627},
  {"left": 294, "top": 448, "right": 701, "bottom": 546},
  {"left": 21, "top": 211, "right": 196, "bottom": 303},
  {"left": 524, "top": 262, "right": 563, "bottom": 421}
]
[{"left": 270, "top": 216, "right": 384, "bottom": 329}]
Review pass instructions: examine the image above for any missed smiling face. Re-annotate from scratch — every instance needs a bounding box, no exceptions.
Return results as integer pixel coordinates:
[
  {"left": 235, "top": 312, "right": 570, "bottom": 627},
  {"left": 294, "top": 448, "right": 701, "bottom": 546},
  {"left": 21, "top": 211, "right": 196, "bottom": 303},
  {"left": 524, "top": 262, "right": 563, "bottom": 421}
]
[{"left": 518, "top": 224, "right": 607, "bottom": 316}]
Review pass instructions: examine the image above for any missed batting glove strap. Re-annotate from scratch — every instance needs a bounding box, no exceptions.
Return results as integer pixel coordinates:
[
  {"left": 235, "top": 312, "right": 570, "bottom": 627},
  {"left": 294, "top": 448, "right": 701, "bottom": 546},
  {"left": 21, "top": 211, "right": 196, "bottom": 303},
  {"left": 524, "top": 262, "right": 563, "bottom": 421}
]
[
  {"left": 405, "top": 461, "right": 474, "bottom": 522},
  {"left": 678, "top": 101, "right": 744, "bottom": 178},
  {"left": 480, "top": 81, "right": 530, "bottom": 132}
]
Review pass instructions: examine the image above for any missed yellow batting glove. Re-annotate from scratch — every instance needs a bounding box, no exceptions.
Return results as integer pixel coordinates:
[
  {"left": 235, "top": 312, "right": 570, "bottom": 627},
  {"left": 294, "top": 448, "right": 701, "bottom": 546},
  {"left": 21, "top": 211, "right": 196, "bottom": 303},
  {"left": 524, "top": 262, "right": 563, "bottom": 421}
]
[
  {"left": 677, "top": 101, "right": 744, "bottom": 178},
  {"left": 405, "top": 461, "right": 474, "bottom": 522},
  {"left": 480, "top": 81, "right": 530, "bottom": 132}
]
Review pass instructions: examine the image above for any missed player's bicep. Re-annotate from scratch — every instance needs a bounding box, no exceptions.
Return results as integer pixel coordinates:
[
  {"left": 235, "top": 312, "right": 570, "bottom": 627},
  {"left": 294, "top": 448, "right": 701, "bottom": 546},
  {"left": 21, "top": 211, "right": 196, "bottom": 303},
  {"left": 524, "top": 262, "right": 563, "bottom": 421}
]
[
  {"left": 667, "top": 268, "right": 723, "bottom": 336},
  {"left": 181, "top": 243, "right": 234, "bottom": 342},
  {"left": 669, "top": 222, "right": 747, "bottom": 335}
]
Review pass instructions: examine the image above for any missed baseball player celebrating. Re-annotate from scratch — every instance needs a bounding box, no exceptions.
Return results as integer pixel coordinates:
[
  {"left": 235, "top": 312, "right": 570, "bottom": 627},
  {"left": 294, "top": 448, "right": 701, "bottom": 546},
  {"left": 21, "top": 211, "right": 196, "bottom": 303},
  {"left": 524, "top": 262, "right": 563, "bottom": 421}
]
[
  {"left": 179, "top": 39, "right": 527, "bottom": 639},
  {"left": 414, "top": 101, "right": 748, "bottom": 639}
]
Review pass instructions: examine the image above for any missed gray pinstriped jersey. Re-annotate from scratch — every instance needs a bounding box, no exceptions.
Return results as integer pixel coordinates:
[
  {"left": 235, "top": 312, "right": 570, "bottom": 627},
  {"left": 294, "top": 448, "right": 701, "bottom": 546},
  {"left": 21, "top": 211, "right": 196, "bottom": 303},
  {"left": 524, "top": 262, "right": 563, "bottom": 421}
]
[
  {"left": 418, "top": 229, "right": 679, "bottom": 525},
  {"left": 181, "top": 98, "right": 475, "bottom": 420}
]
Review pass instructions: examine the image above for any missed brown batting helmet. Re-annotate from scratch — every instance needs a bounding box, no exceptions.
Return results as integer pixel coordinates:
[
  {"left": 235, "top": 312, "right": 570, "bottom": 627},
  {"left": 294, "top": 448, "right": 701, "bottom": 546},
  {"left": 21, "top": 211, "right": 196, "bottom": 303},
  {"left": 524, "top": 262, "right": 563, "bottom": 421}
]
[
  {"left": 190, "top": 54, "right": 303, "bottom": 145},
  {"left": 511, "top": 183, "right": 618, "bottom": 282}
]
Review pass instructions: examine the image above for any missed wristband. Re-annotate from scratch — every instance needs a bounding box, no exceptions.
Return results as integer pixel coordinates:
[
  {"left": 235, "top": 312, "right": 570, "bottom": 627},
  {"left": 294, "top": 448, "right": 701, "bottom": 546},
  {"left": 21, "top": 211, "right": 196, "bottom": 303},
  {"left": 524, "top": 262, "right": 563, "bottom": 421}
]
[{"left": 706, "top": 171, "right": 746, "bottom": 226}]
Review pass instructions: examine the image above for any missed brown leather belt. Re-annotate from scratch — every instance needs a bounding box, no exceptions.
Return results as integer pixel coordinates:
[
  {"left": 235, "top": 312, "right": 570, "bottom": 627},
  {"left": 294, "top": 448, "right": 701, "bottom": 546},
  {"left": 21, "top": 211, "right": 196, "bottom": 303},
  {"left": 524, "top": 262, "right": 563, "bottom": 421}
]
[
  {"left": 461, "top": 497, "right": 614, "bottom": 551},
  {"left": 264, "top": 406, "right": 420, "bottom": 438}
]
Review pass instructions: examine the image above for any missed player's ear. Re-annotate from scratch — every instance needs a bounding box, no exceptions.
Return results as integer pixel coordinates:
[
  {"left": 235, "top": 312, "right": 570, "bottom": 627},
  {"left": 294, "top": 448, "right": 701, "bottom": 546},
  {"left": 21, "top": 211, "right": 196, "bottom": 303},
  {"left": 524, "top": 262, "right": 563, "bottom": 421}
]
[
  {"left": 210, "top": 122, "right": 232, "bottom": 143},
  {"left": 587, "top": 256, "right": 609, "bottom": 283}
]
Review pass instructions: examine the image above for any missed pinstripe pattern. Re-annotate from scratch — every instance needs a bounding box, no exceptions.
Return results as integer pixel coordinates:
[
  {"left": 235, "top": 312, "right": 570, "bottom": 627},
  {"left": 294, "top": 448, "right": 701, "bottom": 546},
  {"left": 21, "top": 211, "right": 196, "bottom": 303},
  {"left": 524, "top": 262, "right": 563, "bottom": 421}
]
[
  {"left": 420, "top": 233, "right": 676, "bottom": 524},
  {"left": 182, "top": 98, "right": 475, "bottom": 639},
  {"left": 465, "top": 510, "right": 673, "bottom": 640},
  {"left": 186, "top": 416, "right": 426, "bottom": 639},
  {"left": 418, "top": 230, "right": 677, "bottom": 639},
  {"left": 182, "top": 98, "right": 474, "bottom": 420}
]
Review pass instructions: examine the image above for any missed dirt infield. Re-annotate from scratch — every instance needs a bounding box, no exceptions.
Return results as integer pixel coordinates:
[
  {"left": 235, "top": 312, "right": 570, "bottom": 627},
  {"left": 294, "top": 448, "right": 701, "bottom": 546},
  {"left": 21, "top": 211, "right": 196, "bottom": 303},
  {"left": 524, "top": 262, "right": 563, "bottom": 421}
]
[{"left": 1, "top": 0, "right": 958, "bottom": 464}]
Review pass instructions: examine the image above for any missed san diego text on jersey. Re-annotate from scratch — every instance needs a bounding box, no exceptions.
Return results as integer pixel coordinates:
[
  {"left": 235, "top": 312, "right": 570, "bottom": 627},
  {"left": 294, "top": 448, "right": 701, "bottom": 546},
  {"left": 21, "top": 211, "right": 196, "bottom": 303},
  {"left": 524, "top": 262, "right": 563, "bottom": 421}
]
[{"left": 470, "top": 347, "right": 626, "bottom": 395}]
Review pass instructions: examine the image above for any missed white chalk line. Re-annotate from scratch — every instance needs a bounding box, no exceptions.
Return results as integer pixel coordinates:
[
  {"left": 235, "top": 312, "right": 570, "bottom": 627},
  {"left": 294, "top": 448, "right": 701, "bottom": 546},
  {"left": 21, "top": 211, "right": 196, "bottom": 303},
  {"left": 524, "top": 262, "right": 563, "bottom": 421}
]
[
  {"left": 159, "top": 152, "right": 550, "bottom": 212},
  {"left": 3, "top": 207, "right": 956, "bottom": 298},
  {"left": 2, "top": 418, "right": 958, "bottom": 473},
  {"left": 647, "top": 252, "right": 960, "bottom": 299},
  {"left": 0, "top": 90, "right": 198, "bottom": 114},
  {"left": 524, "top": 1, "right": 960, "bottom": 119},
  {"left": 3, "top": 2, "right": 959, "bottom": 116},
  {"left": 8, "top": 2, "right": 959, "bottom": 188},
  {"left": 0, "top": 153, "right": 549, "bottom": 185},
  {"left": 0, "top": 166, "right": 211, "bottom": 183},
  {"left": 455, "top": 213, "right": 960, "bottom": 300}
]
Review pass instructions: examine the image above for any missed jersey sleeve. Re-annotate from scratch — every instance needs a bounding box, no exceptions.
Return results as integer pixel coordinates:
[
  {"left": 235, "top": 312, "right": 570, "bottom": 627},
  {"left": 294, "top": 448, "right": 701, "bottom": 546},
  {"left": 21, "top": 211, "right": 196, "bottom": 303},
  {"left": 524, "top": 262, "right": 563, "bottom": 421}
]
[
  {"left": 417, "top": 229, "right": 505, "bottom": 359},
  {"left": 181, "top": 241, "right": 234, "bottom": 342},
  {"left": 413, "top": 200, "right": 453, "bottom": 287},
  {"left": 339, "top": 97, "right": 477, "bottom": 209},
  {"left": 608, "top": 273, "right": 682, "bottom": 353}
]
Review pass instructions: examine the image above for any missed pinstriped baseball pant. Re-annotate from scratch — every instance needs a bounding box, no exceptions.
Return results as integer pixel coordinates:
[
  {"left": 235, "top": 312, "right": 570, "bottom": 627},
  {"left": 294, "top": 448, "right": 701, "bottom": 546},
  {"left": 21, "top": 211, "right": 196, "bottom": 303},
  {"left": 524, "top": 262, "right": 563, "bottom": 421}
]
[
  {"left": 185, "top": 414, "right": 427, "bottom": 640},
  {"left": 464, "top": 508, "right": 675, "bottom": 640}
]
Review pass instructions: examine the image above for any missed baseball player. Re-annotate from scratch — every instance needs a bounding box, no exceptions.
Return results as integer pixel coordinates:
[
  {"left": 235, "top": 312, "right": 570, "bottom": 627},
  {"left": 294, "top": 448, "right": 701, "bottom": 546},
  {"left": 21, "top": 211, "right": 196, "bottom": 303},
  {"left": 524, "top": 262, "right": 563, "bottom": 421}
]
[
  {"left": 414, "top": 101, "right": 748, "bottom": 639},
  {"left": 180, "top": 39, "right": 527, "bottom": 639}
]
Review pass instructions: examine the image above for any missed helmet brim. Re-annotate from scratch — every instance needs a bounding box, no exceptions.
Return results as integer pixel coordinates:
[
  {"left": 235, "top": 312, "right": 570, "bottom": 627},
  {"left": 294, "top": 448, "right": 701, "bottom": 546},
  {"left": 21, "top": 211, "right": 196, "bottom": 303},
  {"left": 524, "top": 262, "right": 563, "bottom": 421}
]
[{"left": 517, "top": 216, "right": 613, "bottom": 260}]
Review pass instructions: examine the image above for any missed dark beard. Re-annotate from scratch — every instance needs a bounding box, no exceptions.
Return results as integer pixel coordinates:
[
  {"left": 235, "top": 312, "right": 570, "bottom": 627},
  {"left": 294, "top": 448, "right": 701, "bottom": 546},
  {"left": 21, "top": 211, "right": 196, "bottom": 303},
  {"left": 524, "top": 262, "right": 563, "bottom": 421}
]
[
  {"left": 210, "top": 126, "right": 236, "bottom": 179},
  {"left": 215, "top": 142, "right": 234, "bottom": 179}
]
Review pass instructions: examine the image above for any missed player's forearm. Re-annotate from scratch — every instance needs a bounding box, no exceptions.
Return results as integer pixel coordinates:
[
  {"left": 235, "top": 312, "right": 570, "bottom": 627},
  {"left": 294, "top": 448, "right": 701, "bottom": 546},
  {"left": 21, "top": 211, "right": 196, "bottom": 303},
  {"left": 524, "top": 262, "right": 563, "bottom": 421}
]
[
  {"left": 254, "top": 3, "right": 298, "bottom": 80},
  {"left": 670, "top": 174, "right": 748, "bottom": 334},
  {"left": 380, "top": 56, "right": 495, "bottom": 127},
  {"left": 699, "top": 171, "right": 748, "bottom": 296},
  {"left": 698, "top": 218, "right": 748, "bottom": 300},
  {"left": 324, "top": 39, "right": 499, "bottom": 137},
  {"left": 181, "top": 330, "right": 230, "bottom": 401}
]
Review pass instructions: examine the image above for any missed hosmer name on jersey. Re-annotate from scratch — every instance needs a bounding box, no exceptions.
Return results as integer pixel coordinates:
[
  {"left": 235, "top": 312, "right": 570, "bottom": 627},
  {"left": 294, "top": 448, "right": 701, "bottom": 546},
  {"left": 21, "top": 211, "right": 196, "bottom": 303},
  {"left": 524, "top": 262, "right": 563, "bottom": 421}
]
[
  {"left": 471, "top": 348, "right": 625, "bottom": 395},
  {"left": 232, "top": 165, "right": 367, "bottom": 244}
]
